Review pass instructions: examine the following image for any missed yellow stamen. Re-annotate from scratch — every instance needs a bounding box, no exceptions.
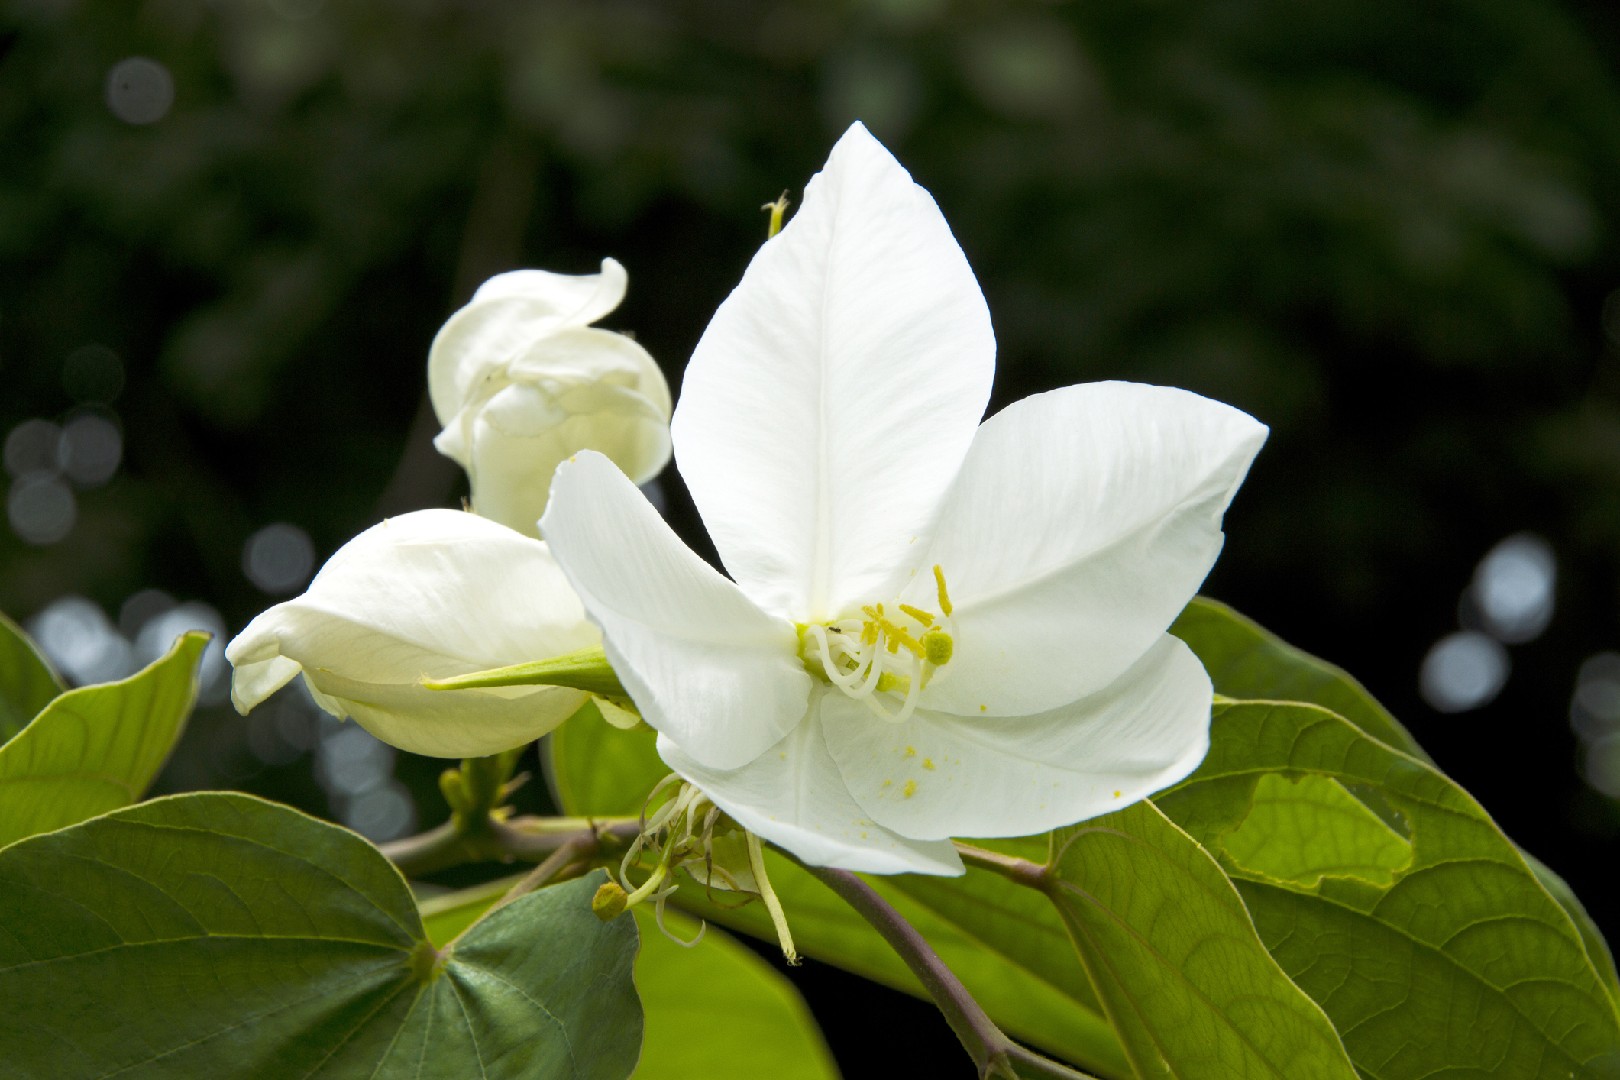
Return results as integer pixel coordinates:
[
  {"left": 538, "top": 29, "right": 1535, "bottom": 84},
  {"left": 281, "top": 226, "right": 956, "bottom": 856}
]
[
  {"left": 933, "top": 565, "right": 953, "bottom": 616},
  {"left": 762, "top": 192, "right": 791, "bottom": 238},
  {"left": 745, "top": 832, "right": 798, "bottom": 964},
  {"left": 898, "top": 603, "right": 935, "bottom": 627}
]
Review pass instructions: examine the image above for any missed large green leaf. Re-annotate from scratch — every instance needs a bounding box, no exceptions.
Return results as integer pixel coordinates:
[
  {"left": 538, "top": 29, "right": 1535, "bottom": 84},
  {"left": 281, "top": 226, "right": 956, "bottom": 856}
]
[
  {"left": 419, "top": 878, "right": 841, "bottom": 1080},
  {"left": 630, "top": 907, "right": 839, "bottom": 1080},
  {"left": 1155, "top": 701, "right": 1620, "bottom": 1079},
  {"left": 1172, "top": 597, "right": 1620, "bottom": 1009},
  {"left": 545, "top": 720, "right": 1131, "bottom": 1079},
  {"left": 1171, "top": 597, "right": 1429, "bottom": 762},
  {"left": 0, "top": 793, "right": 642, "bottom": 1079},
  {"left": 0, "top": 630, "right": 206, "bottom": 849},
  {"left": 0, "top": 610, "right": 65, "bottom": 744},
  {"left": 1045, "top": 800, "right": 1358, "bottom": 1079}
]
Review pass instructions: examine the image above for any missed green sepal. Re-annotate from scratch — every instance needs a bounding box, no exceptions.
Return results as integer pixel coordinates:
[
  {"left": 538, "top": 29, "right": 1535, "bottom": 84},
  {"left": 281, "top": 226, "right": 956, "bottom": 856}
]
[{"left": 421, "top": 644, "right": 629, "bottom": 700}]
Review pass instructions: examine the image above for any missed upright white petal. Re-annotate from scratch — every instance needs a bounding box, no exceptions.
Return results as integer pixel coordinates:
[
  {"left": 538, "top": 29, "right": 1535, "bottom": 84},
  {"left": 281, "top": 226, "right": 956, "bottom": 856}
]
[
  {"left": 657, "top": 706, "right": 964, "bottom": 876},
  {"left": 541, "top": 451, "right": 813, "bottom": 771},
  {"left": 909, "top": 382, "right": 1267, "bottom": 717},
  {"left": 225, "top": 510, "right": 600, "bottom": 757},
  {"left": 673, "top": 122, "right": 995, "bottom": 621},
  {"left": 428, "top": 259, "right": 629, "bottom": 425},
  {"left": 821, "top": 635, "right": 1212, "bottom": 840}
]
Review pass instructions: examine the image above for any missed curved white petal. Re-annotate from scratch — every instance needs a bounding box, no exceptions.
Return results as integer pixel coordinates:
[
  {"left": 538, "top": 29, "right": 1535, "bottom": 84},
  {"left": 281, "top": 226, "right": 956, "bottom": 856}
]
[
  {"left": 822, "top": 634, "right": 1212, "bottom": 840},
  {"left": 446, "top": 328, "right": 673, "bottom": 535},
  {"left": 225, "top": 509, "right": 599, "bottom": 757},
  {"left": 428, "top": 258, "right": 630, "bottom": 426},
  {"left": 657, "top": 705, "right": 964, "bottom": 876},
  {"left": 540, "top": 451, "right": 813, "bottom": 771},
  {"left": 909, "top": 382, "right": 1266, "bottom": 717},
  {"left": 673, "top": 122, "right": 995, "bottom": 621},
  {"left": 469, "top": 258, "right": 628, "bottom": 324},
  {"left": 305, "top": 672, "right": 587, "bottom": 760},
  {"left": 464, "top": 382, "right": 672, "bottom": 536}
]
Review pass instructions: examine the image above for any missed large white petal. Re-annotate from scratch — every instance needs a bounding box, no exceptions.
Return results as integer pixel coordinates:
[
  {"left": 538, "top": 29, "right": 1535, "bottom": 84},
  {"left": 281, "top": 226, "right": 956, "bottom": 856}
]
[
  {"left": 672, "top": 122, "right": 994, "bottom": 621},
  {"left": 657, "top": 704, "right": 964, "bottom": 876},
  {"left": 427, "top": 258, "right": 630, "bottom": 426},
  {"left": 224, "top": 509, "right": 600, "bottom": 757},
  {"left": 909, "top": 382, "right": 1267, "bottom": 717},
  {"left": 822, "top": 634, "right": 1212, "bottom": 840},
  {"left": 540, "top": 451, "right": 813, "bottom": 771}
]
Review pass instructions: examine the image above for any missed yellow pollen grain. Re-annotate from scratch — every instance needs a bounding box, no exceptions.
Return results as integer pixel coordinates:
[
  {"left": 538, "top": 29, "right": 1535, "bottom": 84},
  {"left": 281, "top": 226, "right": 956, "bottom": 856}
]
[
  {"left": 902, "top": 780, "right": 917, "bottom": 799},
  {"left": 1113, "top": 790, "right": 1122, "bottom": 798},
  {"left": 881, "top": 779, "right": 892, "bottom": 788},
  {"left": 904, "top": 745, "right": 917, "bottom": 758},
  {"left": 978, "top": 704, "right": 987, "bottom": 713},
  {"left": 923, "top": 758, "right": 935, "bottom": 771}
]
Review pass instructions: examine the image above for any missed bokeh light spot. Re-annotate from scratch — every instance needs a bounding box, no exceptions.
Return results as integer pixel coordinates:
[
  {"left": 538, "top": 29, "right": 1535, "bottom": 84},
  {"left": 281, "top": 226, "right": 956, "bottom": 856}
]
[
  {"left": 1470, "top": 532, "right": 1556, "bottom": 644},
  {"left": 4, "top": 420, "right": 61, "bottom": 479},
  {"left": 27, "top": 596, "right": 134, "bottom": 685},
  {"left": 243, "top": 522, "right": 316, "bottom": 594},
  {"left": 1571, "top": 652, "right": 1620, "bottom": 745},
  {"left": 1420, "top": 630, "right": 1510, "bottom": 713},
  {"left": 105, "top": 57, "right": 175, "bottom": 125},
  {"left": 134, "top": 602, "right": 228, "bottom": 704},
  {"left": 57, "top": 413, "right": 123, "bottom": 488},
  {"left": 8, "top": 474, "right": 76, "bottom": 545}
]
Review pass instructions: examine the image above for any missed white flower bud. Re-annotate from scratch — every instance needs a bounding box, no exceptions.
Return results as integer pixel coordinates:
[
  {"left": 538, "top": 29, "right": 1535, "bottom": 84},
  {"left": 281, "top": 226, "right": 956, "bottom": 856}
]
[
  {"left": 226, "top": 510, "right": 599, "bottom": 758},
  {"left": 428, "top": 259, "right": 672, "bottom": 537}
]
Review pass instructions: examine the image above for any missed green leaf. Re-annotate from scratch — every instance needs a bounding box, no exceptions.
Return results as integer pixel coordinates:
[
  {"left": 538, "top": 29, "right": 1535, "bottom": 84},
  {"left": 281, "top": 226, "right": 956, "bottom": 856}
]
[
  {"left": 1045, "top": 800, "right": 1358, "bottom": 1079},
  {"left": 1172, "top": 597, "right": 1431, "bottom": 762},
  {"left": 546, "top": 718, "right": 1131, "bottom": 1080},
  {"left": 0, "top": 610, "right": 66, "bottom": 744},
  {"left": 1521, "top": 847, "right": 1620, "bottom": 1013},
  {"left": 0, "top": 630, "right": 206, "bottom": 849},
  {"left": 631, "top": 907, "right": 839, "bottom": 1080},
  {"left": 1220, "top": 772, "right": 1413, "bottom": 889},
  {"left": 0, "top": 792, "right": 642, "bottom": 1079},
  {"left": 1155, "top": 701, "right": 1620, "bottom": 1079},
  {"left": 1174, "top": 598, "right": 1620, "bottom": 1016},
  {"left": 421, "top": 877, "right": 841, "bottom": 1079}
]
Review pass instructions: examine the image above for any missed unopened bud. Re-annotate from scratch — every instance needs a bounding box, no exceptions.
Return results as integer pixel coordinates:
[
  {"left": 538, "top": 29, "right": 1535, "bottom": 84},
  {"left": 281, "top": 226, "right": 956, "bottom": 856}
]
[
  {"left": 438, "top": 769, "right": 469, "bottom": 816},
  {"left": 592, "top": 881, "right": 629, "bottom": 921}
]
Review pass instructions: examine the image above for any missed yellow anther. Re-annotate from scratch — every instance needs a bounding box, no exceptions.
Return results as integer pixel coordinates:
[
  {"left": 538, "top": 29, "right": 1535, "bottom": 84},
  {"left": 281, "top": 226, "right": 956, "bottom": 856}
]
[
  {"left": 898, "top": 604, "right": 935, "bottom": 627},
  {"left": 861, "top": 622, "right": 878, "bottom": 647},
  {"left": 922, "top": 630, "right": 953, "bottom": 666},
  {"left": 887, "top": 625, "right": 923, "bottom": 658},
  {"left": 933, "top": 565, "right": 953, "bottom": 616}
]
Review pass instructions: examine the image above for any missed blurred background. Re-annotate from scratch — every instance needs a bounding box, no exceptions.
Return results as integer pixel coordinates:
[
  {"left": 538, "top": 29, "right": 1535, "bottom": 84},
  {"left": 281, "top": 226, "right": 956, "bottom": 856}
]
[{"left": 4, "top": 0, "right": 1620, "bottom": 1069}]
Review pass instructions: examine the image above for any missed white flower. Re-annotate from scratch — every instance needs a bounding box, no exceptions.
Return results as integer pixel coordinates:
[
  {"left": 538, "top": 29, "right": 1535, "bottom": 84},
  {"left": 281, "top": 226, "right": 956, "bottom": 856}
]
[
  {"left": 226, "top": 510, "right": 599, "bottom": 758},
  {"left": 430, "top": 259, "right": 673, "bottom": 536},
  {"left": 540, "top": 123, "right": 1268, "bottom": 875}
]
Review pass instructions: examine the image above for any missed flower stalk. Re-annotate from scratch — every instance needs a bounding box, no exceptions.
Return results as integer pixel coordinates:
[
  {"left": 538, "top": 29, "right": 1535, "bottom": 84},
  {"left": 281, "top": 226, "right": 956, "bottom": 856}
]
[{"left": 795, "top": 860, "right": 1100, "bottom": 1080}]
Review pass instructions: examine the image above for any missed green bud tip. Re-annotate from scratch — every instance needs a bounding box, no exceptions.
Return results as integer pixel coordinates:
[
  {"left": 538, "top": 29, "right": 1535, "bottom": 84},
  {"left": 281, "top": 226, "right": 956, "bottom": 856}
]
[{"left": 592, "top": 881, "right": 630, "bottom": 921}]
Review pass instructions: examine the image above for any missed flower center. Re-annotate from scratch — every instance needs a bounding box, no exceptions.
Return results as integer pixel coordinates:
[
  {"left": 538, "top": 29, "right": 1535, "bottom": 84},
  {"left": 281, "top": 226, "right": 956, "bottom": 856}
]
[{"left": 798, "top": 564, "right": 956, "bottom": 725}]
